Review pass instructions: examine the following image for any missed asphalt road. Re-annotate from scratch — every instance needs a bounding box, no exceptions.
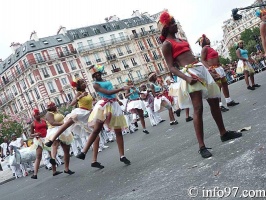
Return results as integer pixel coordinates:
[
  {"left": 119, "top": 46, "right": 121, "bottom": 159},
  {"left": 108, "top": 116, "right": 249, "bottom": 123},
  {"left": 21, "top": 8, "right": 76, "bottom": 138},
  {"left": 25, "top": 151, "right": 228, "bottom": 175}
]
[{"left": 0, "top": 72, "right": 265, "bottom": 200}]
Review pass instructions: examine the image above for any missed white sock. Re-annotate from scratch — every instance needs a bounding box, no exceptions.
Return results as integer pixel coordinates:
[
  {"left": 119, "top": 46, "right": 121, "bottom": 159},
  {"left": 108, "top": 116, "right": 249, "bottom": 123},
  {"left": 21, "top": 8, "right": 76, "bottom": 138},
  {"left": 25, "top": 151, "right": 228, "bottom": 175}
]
[
  {"left": 219, "top": 102, "right": 223, "bottom": 107},
  {"left": 132, "top": 113, "right": 137, "bottom": 120},
  {"left": 225, "top": 97, "right": 232, "bottom": 103}
]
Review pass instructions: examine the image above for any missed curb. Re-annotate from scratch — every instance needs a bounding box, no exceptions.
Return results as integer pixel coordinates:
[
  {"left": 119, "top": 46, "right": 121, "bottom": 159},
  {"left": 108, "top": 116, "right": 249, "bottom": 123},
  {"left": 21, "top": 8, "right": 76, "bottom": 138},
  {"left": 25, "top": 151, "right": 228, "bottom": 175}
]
[{"left": 0, "top": 177, "right": 16, "bottom": 186}]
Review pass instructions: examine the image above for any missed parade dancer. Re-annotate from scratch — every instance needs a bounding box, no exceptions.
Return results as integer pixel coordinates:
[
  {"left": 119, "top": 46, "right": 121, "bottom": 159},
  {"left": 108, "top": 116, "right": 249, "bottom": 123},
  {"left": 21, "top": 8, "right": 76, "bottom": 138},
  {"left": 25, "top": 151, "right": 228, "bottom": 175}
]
[
  {"left": 257, "top": 9, "right": 266, "bottom": 56},
  {"left": 139, "top": 84, "right": 164, "bottom": 126},
  {"left": 198, "top": 34, "right": 239, "bottom": 111},
  {"left": 45, "top": 78, "right": 104, "bottom": 169},
  {"left": 76, "top": 65, "right": 131, "bottom": 165},
  {"left": 158, "top": 11, "right": 242, "bottom": 158},
  {"left": 45, "top": 102, "right": 75, "bottom": 176},
  {"left": 148, "top": 72, "right": 178, "bottom": 125},
  {"left": 235, "top": 40, "right": 260, "bottom": 90},
  {"left": 30, "top": 108, "right": 51, "bottom": 179},
  {"left": 165, "top": 76, "right": 193, "bottom": 122},
  {"left": 125, "top": 79, "right": 149, "bottom": 134}
]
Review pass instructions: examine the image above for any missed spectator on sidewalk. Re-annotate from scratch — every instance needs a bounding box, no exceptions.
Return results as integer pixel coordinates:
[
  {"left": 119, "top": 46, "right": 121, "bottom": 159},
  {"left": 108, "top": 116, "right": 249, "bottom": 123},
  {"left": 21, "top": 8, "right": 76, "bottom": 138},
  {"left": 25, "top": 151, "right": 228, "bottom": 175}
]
[{"left": 1, "top": 137, "right": 9, "bottom": 161}]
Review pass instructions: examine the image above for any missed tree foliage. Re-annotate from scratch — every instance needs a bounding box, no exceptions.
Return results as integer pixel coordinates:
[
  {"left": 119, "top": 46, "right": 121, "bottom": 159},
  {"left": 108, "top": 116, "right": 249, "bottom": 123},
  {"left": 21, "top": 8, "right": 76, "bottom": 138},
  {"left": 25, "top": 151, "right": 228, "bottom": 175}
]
[
  {"left": 0, "top": 113, "right": 23, "bottom": 144},
  {"left": 219, "top": 56, "right": 231, "bottom": 65},
  {"left": 229, "top": 27, "right": 261, "bottom": 61}
]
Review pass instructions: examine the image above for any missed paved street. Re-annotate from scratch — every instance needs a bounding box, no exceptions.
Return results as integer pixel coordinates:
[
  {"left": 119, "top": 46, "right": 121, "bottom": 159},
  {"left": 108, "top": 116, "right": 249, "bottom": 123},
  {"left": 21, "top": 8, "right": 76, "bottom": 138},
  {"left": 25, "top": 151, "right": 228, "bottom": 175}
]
[{"left": 0, "top": 72, "right": 266, "bottom": 200}]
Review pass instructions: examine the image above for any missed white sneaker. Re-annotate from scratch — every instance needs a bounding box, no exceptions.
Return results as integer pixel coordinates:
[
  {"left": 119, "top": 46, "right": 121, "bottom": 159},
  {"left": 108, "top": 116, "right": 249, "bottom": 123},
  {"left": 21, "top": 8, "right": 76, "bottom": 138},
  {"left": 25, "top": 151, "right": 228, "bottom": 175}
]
[
  {"left": 102, "top": 145, "right": 109, "bottom": 149},
  {"left": 98, "top": 148, "right": 103, "bottom": 152}
]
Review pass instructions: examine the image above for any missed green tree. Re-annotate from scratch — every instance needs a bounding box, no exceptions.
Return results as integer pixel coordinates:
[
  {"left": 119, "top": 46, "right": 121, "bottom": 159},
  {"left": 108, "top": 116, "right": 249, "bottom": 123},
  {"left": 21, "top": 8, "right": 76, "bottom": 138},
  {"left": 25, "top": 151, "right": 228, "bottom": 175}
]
[
  {"left": 219, "top": 56, "right": 231, "bottom": 65},
  {"left": 0, "top": 113, "right": 23, "bottom": 144},
  {"left": 229, "top": 45, "right": 238, "bottom": 61}
]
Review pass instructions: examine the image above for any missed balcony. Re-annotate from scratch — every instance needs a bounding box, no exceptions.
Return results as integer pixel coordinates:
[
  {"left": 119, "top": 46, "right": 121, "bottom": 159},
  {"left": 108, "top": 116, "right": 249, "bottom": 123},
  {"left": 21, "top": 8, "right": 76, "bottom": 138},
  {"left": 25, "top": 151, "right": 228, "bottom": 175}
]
[
  {"left": 111, "top": 68, "right": 121, "bottom": 73},
  {"left": 86, "top": 61, "right": 92, "bottom": 66},
  {"left": 44, "top": 74, "right": 50, "bottom": 78},
  {"left": 124, "top": 64, "right": 129, "bottom": 69},
  {"left": 145, "top": 59, "right": 150, "bottom": 63},
  {"left": 127, "top": 50, "right": 132, "bottom": 54},
  {"left": 77, "top": 36, "right": 129, "bottom": 54},
  {"left": 50, "top": 89, "right": 56, "bottom": 93},
  {"left": 132, "top": 62, "right": 138, "bottom": 66},
  {"left": 139, "top": 31, "right": 148, "bottom": 37},
  {"left": 130, "top": 34, "right": 139, "bottom": 39},
  {"left": 96, "top": 59, "right": 102, "bottom": 63},
  {"left": 106, "top": 54, "right": 117, "bottom": 62},
  {"left": 118, "top": 52, "right": 124, "bottom": 56}
]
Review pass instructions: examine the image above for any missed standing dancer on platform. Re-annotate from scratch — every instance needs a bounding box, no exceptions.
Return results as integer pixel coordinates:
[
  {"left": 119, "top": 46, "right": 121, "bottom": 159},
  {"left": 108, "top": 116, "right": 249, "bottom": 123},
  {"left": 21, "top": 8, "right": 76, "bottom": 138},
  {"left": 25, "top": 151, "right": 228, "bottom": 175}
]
[
  {"left": 30, "top": 108, "right": 50, "bottom": 179},
  {"left": 198, "top": 34, "right": 239, "bottom": 111},
  {"left": 165, "top": 76, "right": 193, "bottom": 122},
  {"left": 45, "top": 78, "right": 104, "bottom": 169},
  {"left": 76, "top": 65, "right": 131, "bottom": 165},
  {"left": 158, "top": 11, "right": 242, "bottom": 158},
  {"left": 235, "top": 40, "right": 260, "bottom": 90},
  {"left": 45, "top": 102, "right": 75, "bottom": 176},
  {"left": 148, "top": 72, "right": 178, "bottom": 125},
  {"left": 125, "top": 79, "right": 149, "bottom": 134}
]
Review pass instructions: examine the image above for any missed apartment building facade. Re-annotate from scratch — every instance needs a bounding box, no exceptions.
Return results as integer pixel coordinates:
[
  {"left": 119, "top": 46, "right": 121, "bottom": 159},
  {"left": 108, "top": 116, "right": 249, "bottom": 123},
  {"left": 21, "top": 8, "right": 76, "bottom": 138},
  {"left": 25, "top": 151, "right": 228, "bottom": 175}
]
[
  {"left": 0, "top": 10, "right": 187, "bottom": 134},
  {"left": 219, "top": 1, "right": 261, "bottom": 58}
]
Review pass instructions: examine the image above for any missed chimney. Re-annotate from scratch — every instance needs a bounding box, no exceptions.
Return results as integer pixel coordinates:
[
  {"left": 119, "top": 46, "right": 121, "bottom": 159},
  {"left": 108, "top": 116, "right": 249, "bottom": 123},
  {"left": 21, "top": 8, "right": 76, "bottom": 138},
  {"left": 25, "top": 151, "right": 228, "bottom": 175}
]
[
  {"left": 105, "top": 15, "right": 119, "bottom": 22},
  {"left": 57, "top": 26, "right": 67, "bottom": 35},
  {"left": 10, "top": 42, "right": 22, "bottom": 54},
  {"left": 132, "top": 10, "right": 141, "bottom": 17},
  {"left": 30, "top": 31, "right": 39, "bottom": 41}
]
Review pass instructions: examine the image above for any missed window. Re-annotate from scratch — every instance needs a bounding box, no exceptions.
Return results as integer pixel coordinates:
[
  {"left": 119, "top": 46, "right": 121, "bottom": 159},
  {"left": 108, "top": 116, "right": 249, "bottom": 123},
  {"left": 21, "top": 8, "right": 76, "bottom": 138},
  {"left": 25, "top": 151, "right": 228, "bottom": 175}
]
[
  {"left": 40, "top": 103, "right": 45, "bottom": 111},
  {"left": 18, "top": 99, "right": 23, "bottom": 110},
  {"left": 42, "top": 68, "right": 49, "bottom": 77},
  {"left": 111, "top": 64, "right": 117, "bottom": 70},
  {"left": 30, "top": 43, "right": 36, "bottom": 47},
  {"left": 29, "top": 74, "right": 34, "bottom": 84},
  {"left": 56, "top": 38, "right": 62, "bottom": 42},
  {"left": 126, "top": 45, "right": 132, "bottom": 54},
  {"left": 23, "top": 59, "right": 28, "bottom": 68},
  {"left": 158, "top": 63, "right": 164, "bottom": 71},
  {"left": 43, "top": 40, "right": 49, "bottom": 45},
  {"left": 66, "top": 93, "right": 73, "bottom": 102},
  {"left": 61, "top": 77, "right": 67, "bottom": 85},
  {"left": 122, "top": 60, "right": 128, "bottom": 68},
  {"left": 144, "top": 54, "right": 150, "bottom": 62},
  {"left": 62, "top": 46, "right": 69, "bottom": 55},
  {"left": 47, "top": 82, "right": 56, "bottom": 93},
  {"left": 119, "top": 32, "right": 124, "bottom": 39},
  {"left": 93, "top": 28, "right": 101, "bottom": 34},
  {"left": 138, "top": 41, "right": 145, "bottom": 50},
  {"left": 35, "top": 53, "right": 43, "bottom": 63},
  {"left": 152, "top": 51, "right": 158, "bottom": 60},
  {"left": 99, "top": 37, "right": 105, "bottom": 45},
  {"left": 12, "top": 103, "right": 18, "bottom": 114},
  {"left": 128, "top": 73, "right": 133, "bottom": 80},
  {"left": 54, "top": 97, "right": 61, "bottom": 106},
  {"left": 8, "top": 59, "right": 11, "bottom": 64},
  {"left": 69, "top": 60, "right": 76, "bottom": 70},
  {"left": 102, "top": 25, "right": 111, "bottom": 31},
  {"left": 112, "top": 23, "right": 120, "bottom": 30},
  {"left": 23, "top": 46, "right": 26, "bottom": 52},
  {"left": 34, "top": 88, "right": 40, "bottom": 99},
  {"left": 148, "top": 66, "right": 154, "bottom": 72},
  {"left": 70, "top": 31, "right": 79, "bottom": 39},
  {"left": 80, "top": 29, "right": 89, "bottom": 37},
  {"left": 117, "top": 77, "right": 123, "bottom": 84},
  {"left": 16, "top": 51, "right": 20, "bottom": 57},
  {"left": 87, "top": 40, "right": 94, "bottom": 48},
  {"left": 83, "top": 56, "right": 91, "bottom": 65},
  {"left": 12, "top": 85, "right": 18, "bottom": 95},
  {"left": 110, "top": 34, "right": 116, "bottom": 43},
  {"left": 21, "top": 80, "right": 27, "bottom": 90},
  {"left": 55, "top": 63, "right": 63, "bottom": 74},
  {"left": 136, "top": 70, "right": 142, "bottom": 78},
  {"left": 131, "top": 58, "right": 137, "bottom": 66},
  {"left": 94, "top": 53, "right": 101, "bottom": 62},
  {"left": 16, "top": 65, "right": 21, "bottom": 74},
  {"left": 77, "top": 42, "right": 84, "bottom": 51},
  {"left": 147, "top": 39, "right": 154, "bottom": 48},
  {"left": 117, "top": 47, "right": 123, "bottom": 56}
]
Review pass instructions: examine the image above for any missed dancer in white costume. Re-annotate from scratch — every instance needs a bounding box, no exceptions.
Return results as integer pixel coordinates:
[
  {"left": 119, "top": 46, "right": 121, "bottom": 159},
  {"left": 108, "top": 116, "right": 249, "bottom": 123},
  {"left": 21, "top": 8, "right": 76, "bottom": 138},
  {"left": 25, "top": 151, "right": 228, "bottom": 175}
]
[
  {"left": 165, "top": 76, "right": 193, "bottom": 122},
  {"left": 148, "top": 72, "right": 178, "bottom": 125},
  {"left": 125, "top": 79, "right": 149, "bottom": 134},
  {"left": 45, "top": 102, "right": 75, "bottom": 176},
  {"left": 45, "top": 78, "right": 104, "bottom": 169}
]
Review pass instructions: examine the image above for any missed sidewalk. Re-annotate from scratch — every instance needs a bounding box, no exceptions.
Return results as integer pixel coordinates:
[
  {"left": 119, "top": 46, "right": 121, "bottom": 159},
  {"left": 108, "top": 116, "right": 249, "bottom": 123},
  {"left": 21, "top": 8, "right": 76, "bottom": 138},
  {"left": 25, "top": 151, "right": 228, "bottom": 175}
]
[{"left": 0, "top": 170, "right": 15, "bottom": 185}]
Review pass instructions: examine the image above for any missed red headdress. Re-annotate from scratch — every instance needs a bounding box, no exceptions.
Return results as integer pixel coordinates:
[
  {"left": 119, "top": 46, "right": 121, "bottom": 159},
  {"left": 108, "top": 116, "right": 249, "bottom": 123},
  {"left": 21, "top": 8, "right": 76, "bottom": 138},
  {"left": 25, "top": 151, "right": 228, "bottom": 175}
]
[
  {"left": 71, "top": 77, "right": 81, "bottom": 89},
  {"left": 46, "top": 101, "right": 56, "bottom": 109},
  {"left": 32, "top": 108, "right": 40, "bottom": 116},
  {"left": 157, "top": 11, "right": 173, "bottom": 43},
  {"left": 196, "top": 34, "right": 208, "bottom": 46}
]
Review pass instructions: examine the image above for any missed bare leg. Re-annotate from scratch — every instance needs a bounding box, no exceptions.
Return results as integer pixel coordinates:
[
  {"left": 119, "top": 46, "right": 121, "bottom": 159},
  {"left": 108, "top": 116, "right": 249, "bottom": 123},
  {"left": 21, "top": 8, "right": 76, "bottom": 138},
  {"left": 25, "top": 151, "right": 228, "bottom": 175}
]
[
  {"left": 244, "top": 71, "right": 250, "bottom": 86},
  {"left": 250, "top": 73, "right": 255, "bottom": 86},
  {"left": 221, "top": 79, "right": 230, "bottom": 98},
  {"left": 136, "top": 109, "right": 146, "bottom": 129},
  {"left": 61, "top": 143, "right": 70, "bottom": 172},
  {"left": 189, "top": 91, "right": 204, "bottom": 148},
  {"left": 206, "top": 98, "right": 226, "bottom": 135},
  {"left": 33, "top": 147, "right": 42, "bottom": 175},
  {"left": 92, "top": 136, "right": 100, "bottom": 162},
  {"left": 82, "top": 122, "right": 104, "bottom": 154},
  {"left": 185, "top": 108, "right": 189, "bottom": 118},
  {"left": 51, "top": 140, "right": 60, "bottom": 173},
  {"left": 114, "top": 129, "right": 125, "bottom": 157}
]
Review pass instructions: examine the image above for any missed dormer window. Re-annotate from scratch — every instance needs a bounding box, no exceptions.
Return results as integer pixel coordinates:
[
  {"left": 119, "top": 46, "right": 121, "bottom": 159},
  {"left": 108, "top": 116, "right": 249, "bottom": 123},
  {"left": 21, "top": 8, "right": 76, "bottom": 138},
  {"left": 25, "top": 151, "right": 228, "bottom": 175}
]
[
  {"left": 93, "top": 28, "right": 101, "bottom": 34},
  {"left": 30, "top": 43, "right": 36, "bottom": 47},
  {"left": 16, "top": 51, "right": 20, "bottom": 57},
  {"left": 43, "top": 40, "right": 49, "bottom": 45},
  {"left": 80, "top": 29, "right": 89, "bottom": 37},
  {"left": 3, "top": 63, "right": 6, "bottom": 69},
  {"left": 102, "top": 25, "right": 111, "bottom": 31},
  {"left": 56, "top": 38, "right": 62, "bottom": 42},
  {"left": 23, "top": 46, "right": 26, "bottom": 51},
  {"left": 8, "top": 59, "right": 11, "bottom": 64}
]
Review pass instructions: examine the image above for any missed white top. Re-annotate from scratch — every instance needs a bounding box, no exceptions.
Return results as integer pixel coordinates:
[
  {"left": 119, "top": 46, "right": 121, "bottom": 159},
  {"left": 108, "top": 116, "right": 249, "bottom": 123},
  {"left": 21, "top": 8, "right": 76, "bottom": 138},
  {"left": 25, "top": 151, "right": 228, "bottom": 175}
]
[
  {"left": 9, "top": 138, "right": 23, "bottom": 149},
  {"left": 0, "top": 142, "right": 8, "bottom": 156}
]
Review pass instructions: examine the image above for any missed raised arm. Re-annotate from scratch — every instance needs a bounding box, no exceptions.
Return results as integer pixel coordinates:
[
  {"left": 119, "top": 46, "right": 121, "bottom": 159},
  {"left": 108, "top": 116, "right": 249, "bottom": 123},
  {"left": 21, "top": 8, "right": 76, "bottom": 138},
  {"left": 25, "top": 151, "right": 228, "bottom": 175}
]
[{"left": 93, "top": 83, "right": 130, "bottom": 95}]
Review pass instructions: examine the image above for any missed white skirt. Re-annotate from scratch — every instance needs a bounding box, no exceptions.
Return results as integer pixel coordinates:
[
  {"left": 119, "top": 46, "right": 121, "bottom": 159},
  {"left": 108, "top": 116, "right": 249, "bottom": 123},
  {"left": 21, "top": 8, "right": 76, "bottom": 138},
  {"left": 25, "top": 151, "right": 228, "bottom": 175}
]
[
  {"left": 154, "top": 96, "right": 171, "bottom": 112},
  {"left": 236, "top": 60, "right": 255, "bottom": 74},
  {"left": 127, "top": 99, "right": 145, "bottom": 112},
  {"left": 214, "top": 66, "right": 226, "bottom": 78},
  {"left": 64, "top": 108, "right": 93, "bottom": 137},
  {"left": 46, "top": 126, "right": 74, "bottom": 145}
]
